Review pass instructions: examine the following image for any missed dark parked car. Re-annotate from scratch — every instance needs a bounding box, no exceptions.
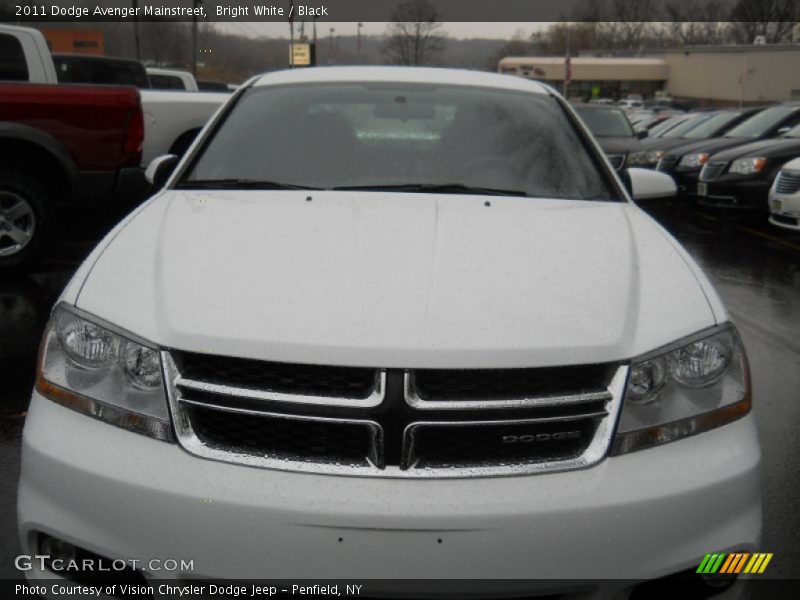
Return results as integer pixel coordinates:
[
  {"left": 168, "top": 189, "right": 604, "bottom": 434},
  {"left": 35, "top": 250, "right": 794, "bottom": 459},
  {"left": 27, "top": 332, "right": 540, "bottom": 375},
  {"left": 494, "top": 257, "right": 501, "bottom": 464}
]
[
  {"left": 646, "top": 113, "right": 707, "bottom": 139},
  {"left": 573, "top": 104, "right": 644, "bottom": 172},
  {"left": 696, "top": 123, "right": 800, "bottom": 211},
  {"left": 52, "top": 53, "right": 151, "bottom": 88},
  {"left": 628, "top": 108, "right": 764, "bottom": 169},
  {"left": 657, "top": 103, "right": 800, "bottom": 195}
]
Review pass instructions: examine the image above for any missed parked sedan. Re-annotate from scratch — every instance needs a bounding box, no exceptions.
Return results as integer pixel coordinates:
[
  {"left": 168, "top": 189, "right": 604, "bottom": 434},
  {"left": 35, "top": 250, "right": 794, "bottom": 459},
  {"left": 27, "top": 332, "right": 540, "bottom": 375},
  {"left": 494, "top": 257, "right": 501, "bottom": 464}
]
[
  {"left": 628, "top": 108, "right": 762, "bottom": 169},
  {"left": 657, "top": 103, "right": 800, "bottom": 195},
  {"left": 573, "top": 104, "right": 644, "bottom": 172},
  {"left": 696, "top": 124, "right": 800, "bottom": 211},
  {"left": 769, "top": 157, "right": 800, "bottom": 230},
  {"left": 19, "top": 67, "right": 760, "bottom": 591}
]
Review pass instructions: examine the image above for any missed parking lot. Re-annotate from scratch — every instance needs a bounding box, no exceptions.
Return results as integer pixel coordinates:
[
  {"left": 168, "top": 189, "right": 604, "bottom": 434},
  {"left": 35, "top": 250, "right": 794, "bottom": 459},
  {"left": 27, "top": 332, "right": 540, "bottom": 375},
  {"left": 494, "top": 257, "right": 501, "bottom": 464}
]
[{"left": 1, "top": 202, "right": 799, "bottom": 579}]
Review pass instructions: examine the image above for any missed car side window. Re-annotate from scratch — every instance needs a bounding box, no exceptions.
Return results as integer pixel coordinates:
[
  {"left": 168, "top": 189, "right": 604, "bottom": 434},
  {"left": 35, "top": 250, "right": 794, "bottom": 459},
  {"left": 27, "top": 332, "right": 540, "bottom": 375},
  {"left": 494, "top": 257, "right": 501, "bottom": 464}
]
[
  {"left": 0, "top": 33, "right": 29, "bottom": 82},
  {"left": 778, "top": 111, "right": 800, "bottom": 134}
]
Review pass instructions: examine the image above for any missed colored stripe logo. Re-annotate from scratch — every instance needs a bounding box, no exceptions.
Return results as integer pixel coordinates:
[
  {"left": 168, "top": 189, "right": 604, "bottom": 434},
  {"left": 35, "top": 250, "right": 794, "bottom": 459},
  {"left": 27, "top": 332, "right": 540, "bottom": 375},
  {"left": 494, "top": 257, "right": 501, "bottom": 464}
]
[{"left": 697, "top": 552, "right": 773, "bottom": 574}]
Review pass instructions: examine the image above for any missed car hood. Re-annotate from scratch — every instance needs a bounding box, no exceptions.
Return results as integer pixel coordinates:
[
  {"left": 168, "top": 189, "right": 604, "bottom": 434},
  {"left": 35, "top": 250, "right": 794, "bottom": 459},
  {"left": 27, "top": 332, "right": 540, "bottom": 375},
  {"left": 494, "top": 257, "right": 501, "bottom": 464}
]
[
  {"left": 594, "top": 137, "right": 640, "bottom": 155},
  {"left": 664, "top": 136, "right": 755, "bottom": 160},
  {"left": 638, "top": 137, "right": 702, "bottom": 153},
  {"left": 703, "top": 137, "right": 800, "bottom": 162},
  {"left": 73, "top": 191, "right": 719, "bottom": 369}
]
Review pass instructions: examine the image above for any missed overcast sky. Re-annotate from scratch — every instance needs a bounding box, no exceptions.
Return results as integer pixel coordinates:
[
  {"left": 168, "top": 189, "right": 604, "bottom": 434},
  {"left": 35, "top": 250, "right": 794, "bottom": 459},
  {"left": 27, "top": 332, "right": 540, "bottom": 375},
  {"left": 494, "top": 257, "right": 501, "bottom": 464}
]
[{"left": 218, "top": 22, "right": 551, "bottom": 40}]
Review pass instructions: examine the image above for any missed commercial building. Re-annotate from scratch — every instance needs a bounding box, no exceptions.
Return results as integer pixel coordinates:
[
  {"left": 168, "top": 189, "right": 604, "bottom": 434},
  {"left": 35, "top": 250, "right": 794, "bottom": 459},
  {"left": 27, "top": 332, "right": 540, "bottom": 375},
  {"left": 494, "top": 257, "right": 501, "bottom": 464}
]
[
  {"left": 41, "top": 29, "right": 104, "bottom": 56},
  {"left": 499, "top": 44, "right": 800, "bottom": 106}
]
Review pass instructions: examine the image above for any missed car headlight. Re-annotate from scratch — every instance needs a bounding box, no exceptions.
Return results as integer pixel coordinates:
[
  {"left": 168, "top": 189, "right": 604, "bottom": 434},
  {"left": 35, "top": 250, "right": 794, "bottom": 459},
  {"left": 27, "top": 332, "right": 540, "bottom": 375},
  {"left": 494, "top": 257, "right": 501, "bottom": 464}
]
[
  {"left": 679, "top": 153, "right": 710, "bottom": 169},
  {"left": 729, "top": 157, "right": 767, "bottom": 176},
  {"left": 628, "top": 150, "right": 664, "bottom": 167},
  {"left": 36, "top": 304, "right": 172, "bottom": 441},
  {"left": 612, "top": 324, "right": 750, "bottom": 454}
]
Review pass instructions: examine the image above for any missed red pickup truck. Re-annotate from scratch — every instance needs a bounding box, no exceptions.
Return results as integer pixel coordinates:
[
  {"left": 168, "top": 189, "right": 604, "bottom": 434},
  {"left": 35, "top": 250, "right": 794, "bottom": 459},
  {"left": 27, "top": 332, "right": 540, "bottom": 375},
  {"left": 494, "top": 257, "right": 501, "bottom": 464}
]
[{"left": 1, "top": 81, "right": 145, "bottom": 271}]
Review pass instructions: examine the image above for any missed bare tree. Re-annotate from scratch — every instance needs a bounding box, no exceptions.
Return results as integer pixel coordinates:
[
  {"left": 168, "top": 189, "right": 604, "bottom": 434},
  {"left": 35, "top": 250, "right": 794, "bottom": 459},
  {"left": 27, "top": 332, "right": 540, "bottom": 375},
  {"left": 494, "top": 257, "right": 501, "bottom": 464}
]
[
  {"left": 382, "top": 0, "right": 447, "bottom": 66},
  {"left": 569, "top": 0, "right": 661, "bottom": 50},
  {"left": 665, "top": 0, "right": 734, "bottom": 45},
  {"left": 487, "top": 29, "right": 534, "bottom": 70},
  {"left": 730, "top": 0, "right": 799, "bottom": 43}
]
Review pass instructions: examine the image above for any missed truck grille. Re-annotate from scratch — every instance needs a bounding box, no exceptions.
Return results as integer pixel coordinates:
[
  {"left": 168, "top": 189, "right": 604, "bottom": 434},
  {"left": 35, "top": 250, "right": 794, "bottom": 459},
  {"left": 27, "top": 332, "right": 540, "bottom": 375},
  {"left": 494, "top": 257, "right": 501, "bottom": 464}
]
[
  {"left": 699, "top": 161, "right": 727, "bottom": 181},
  {"left": 163, "top": 352, "right": 627, "bottom": 478},
  {"left": 775, "top": 170, "right": 800, "bottom": 194}
]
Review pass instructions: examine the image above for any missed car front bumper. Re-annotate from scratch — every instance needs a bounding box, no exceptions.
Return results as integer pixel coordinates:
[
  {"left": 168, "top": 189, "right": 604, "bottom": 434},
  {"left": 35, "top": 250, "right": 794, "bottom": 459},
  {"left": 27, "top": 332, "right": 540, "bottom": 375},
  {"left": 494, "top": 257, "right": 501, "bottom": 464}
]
[
  {"left": 769, "top": 191, "right": 800, "bottom": 231},
  {"left": 19, "top": 392, "right": 762, "bottom": 591},
  {"left": 696, "top": 179, "right": 771, "bottom": 210}
]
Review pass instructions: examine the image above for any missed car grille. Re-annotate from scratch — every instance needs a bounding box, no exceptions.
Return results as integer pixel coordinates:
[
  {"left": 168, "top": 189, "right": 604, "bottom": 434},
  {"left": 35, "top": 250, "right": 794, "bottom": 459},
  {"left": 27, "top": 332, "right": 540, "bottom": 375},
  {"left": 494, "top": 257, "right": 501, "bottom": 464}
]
[
  {"left": 164, "top": 352, "right": 627, "bottom": 478},
  {"left": 699, "top": 161, "right": 727, "bottom": 181},
  {"left": 656, "top": 155, "right": 678, "bottom": 173},
  {"left": 775, "top": 170, "right": 800, "bottom": 195},
  {"left": 607, "top": 154, "right": 625, "bottom": 171}
]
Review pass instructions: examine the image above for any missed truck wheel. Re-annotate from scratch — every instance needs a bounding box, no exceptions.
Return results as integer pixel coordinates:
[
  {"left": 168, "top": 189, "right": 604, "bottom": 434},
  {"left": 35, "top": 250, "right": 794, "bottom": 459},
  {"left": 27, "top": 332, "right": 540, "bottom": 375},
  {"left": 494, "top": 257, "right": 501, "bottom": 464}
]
[{"left": 0, "top": 171, "right": 51, "bottom": 272}]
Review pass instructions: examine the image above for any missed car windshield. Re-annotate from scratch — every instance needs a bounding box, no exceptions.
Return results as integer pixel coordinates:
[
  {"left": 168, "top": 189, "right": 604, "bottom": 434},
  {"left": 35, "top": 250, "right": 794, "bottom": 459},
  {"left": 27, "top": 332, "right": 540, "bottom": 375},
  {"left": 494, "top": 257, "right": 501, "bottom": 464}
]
[
  {"left": 659, "top": 114, "right": 712, "bottom": 138},
  {"left": 649, "top": 116, "right": 685, "bottom": 137},
  {"left": 574, "top": 107, "right": 634, "bottom": 137},
  {"left": 725, "top": 106, "right": 798, "bottom": 138},
  {"left": 183, "top": 82, "right": 615, "bottom": 201},
  {"left": 681, "top": 112, "right": 741, "bottom": 139}
]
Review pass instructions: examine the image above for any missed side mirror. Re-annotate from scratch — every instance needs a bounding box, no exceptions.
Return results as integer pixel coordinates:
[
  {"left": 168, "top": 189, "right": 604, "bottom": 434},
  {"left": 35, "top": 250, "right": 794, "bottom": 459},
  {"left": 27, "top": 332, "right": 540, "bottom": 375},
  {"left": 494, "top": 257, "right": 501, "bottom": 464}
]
[
  {"left": 627, "top": 167, "right": 677, "bottom": 200},
  {"left": 637, "top": 129, "right": 649, "bottom": 139},
  {"left": 145, "top": 154, "right": 179, "bottom": 189},
  {"left": 776, "top": 126, "right": 792, "bottom": 136}
]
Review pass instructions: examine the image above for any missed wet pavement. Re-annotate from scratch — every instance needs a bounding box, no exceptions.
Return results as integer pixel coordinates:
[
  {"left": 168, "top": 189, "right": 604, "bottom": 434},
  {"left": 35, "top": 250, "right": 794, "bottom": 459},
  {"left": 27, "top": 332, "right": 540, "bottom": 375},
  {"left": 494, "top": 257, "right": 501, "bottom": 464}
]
[{"left": 1, "top": 204, "right": 799, "bottom": 580}]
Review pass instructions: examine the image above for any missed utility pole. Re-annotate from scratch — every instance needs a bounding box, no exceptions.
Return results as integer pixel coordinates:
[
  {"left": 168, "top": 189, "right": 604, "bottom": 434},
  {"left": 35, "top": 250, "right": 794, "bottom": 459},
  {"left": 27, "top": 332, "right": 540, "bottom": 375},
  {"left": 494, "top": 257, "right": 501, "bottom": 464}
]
[
  {"left": 563, "top": 29, "right": 571, "bottom": 98},
  {"left": 192, "top": 0, "right": 201, "bottom": 77},
  {"left": 132, "top": 0, "right": 141, "bottom": 62},
  {"left": 328, "top": 28, "right": 335, "bottom": 64}
]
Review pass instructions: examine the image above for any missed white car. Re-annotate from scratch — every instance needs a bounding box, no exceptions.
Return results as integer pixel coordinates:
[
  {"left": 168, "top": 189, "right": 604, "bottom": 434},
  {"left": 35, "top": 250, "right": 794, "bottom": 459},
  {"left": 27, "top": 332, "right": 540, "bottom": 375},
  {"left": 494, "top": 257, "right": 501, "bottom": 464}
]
[
  {"left": 617, "top": 98, "right": 644, "bottom": 111},
  {"left": 768, "top": 157, "right": 800, "bottom": 230},
  {"left": 20, "top": 67, "right": 760, "bottom": 592},
  {"left": 146, "top": 67, "right": 199, "bottom": 92}
]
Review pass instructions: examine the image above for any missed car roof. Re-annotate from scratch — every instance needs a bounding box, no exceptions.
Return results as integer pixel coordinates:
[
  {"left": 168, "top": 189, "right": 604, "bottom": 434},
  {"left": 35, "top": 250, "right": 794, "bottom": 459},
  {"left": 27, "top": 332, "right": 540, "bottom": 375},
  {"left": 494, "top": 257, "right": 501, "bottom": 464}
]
[
  {"left": 572, "top": 103, "right": 625, "bottom": 113},
  {"left": 147, "top": 67, "right": 192, "bottom": 76},
  {"left": 250, "top": 66, "right": 552, "bottom": 95}
]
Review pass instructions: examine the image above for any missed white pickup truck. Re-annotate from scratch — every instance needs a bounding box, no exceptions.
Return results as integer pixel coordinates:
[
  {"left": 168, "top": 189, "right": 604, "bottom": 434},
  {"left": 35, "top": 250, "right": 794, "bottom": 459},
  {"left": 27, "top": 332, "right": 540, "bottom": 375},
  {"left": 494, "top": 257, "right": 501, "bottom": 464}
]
[{"left": 2, "top": 24, "right": 227, "bottom": 166}]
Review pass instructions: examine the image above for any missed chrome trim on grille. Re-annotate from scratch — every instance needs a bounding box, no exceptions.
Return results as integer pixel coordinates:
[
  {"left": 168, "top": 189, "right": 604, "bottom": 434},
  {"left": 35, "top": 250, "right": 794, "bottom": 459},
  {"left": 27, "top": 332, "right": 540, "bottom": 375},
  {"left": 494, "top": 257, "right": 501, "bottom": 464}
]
[
  {"left": 699, "top": 161, "right": 727, "bottom": 181},
  {"left": 164, "top": 349, "right": 629, "bottom": 479},
  {"left": 399, "top": 366, "right": 628, "bottom": 477},
  {"left": 175, "top": 369, "right": 385, "bottom": 408},
  {"left": 163, "top": 352, "right": 385, "bottom": 474},
  {"left": 404, "top": 371, "right": 612, "bottom": 410},
  {"left": 775, "top": 170, "right": 800, "bottom": 195}
]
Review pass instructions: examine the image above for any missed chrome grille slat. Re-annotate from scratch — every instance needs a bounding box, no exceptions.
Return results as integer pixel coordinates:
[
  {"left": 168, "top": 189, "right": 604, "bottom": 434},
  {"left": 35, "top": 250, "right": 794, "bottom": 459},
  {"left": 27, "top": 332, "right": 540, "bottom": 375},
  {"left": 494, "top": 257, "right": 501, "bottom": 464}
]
[
  {"left": 175, "top": 371, "right": 385, "bottom": 408},
  {"left": 700, "top": 161, "right": 727, "bottom": 181},
  {"left": 775, "top": 170, "right": 800, "bottom": 194},
  {"left": 404, "top": 371, "right": 612, "bottom": 410},
  {"left": 163, "top": 350, "right": 629, "bottom": 479}
]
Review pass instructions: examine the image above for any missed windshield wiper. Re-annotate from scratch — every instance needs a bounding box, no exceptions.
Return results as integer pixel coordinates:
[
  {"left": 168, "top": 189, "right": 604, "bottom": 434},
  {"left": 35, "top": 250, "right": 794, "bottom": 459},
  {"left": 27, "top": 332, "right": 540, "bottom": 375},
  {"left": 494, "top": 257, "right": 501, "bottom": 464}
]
[
  {"left": 177, "top": 179, "right": 321, "bottom": 190},
  {"left": 333, "top": 183, "right": 529, "bottom": 197}
]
